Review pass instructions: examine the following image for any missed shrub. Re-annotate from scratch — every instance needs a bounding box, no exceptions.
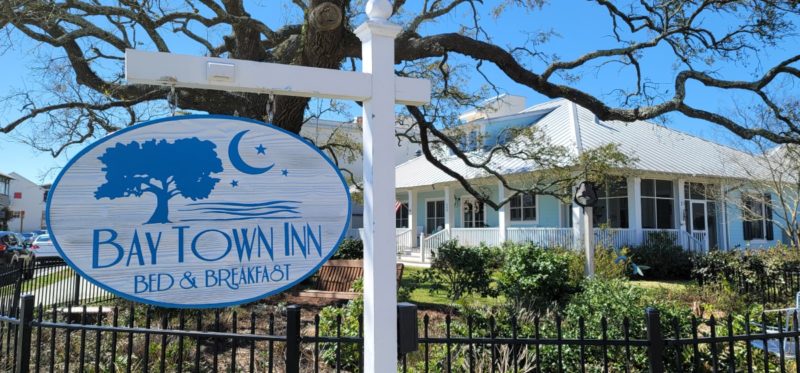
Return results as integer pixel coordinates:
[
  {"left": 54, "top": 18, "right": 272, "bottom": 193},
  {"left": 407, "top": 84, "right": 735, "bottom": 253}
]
[
  {"left": 629, "top": 233, "right": 693, "bottom": 280},
  {"left": 593, "top": 245, "right": 631, "bottom": 280},
  {"left": 333, "top": 238, "right": 363, "bottom": 259},
  {"left": 424, "top": 240, "right": 495, "bottom": 302},
  {"left": 318, "top": 298, "right": 362, "bottom": 371},
  {"left": 495, "top": 243, "right": 576, "bottom": 310},
  {"left": 562, "top": 278, "right": 692, "bottom": 371}
]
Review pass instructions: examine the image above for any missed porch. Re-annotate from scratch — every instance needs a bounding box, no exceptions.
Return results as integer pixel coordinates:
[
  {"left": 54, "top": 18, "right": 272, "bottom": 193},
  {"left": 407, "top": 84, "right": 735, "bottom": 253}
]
[
  {"left": 381, "top": 176, "right": 728, "bottom": 264},
  {"left": 347, "top": 226, "right": 707, "bottom": 264}
]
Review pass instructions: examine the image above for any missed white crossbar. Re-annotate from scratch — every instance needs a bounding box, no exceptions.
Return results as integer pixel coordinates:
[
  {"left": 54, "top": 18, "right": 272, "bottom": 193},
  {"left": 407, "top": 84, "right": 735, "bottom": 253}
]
[{"left": 125, "top": 49, "right": 431, "bottom": 106}]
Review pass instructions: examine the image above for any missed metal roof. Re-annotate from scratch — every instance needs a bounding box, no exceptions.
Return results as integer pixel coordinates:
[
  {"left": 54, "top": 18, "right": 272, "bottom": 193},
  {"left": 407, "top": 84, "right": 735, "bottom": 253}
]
[{"left": 396, "top": 99, "right": 756, "bottom": 189}]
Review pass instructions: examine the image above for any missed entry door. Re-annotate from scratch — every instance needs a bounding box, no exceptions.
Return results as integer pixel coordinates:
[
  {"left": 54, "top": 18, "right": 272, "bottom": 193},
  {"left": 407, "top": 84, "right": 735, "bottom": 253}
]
[
  {"left": 426, "top": 200, "right": 445, "bottom": 234},
  {"left": 462, "top": 198, "right": 485, "bottom": 228},
  {"left": 689, "top": 201, "right": 707, "bottom": 234}
]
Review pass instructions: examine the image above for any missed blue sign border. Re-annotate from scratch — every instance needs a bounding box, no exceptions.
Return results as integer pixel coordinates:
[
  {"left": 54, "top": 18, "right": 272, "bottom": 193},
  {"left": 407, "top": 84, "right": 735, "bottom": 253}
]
[{"left": 46, "top": 114, "right": 353, "bottom": 309}]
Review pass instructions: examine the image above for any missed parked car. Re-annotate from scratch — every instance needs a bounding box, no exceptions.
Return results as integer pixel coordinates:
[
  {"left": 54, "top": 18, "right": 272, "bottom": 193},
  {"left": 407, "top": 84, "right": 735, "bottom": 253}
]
[
  {"left": 21, "top": 232, "right": 39, "bottom": 246},
  {"left": 0, "top": 231, "right": 34, "bottom": 280},
  {"left": 30, "top": 234, "right": 61, "bottom": 260}
]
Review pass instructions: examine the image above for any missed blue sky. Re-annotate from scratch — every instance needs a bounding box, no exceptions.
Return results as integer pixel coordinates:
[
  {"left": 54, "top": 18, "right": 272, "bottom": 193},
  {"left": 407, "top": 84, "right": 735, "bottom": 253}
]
[{"left": 0, "top": 1, "right": 797, "bottom": 184}]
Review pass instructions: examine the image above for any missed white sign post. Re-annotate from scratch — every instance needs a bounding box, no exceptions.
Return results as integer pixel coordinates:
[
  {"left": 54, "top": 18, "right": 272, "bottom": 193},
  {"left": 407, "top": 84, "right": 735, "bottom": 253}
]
[{"left": 124, "top": 0, "right": 430, "bottom": 371}]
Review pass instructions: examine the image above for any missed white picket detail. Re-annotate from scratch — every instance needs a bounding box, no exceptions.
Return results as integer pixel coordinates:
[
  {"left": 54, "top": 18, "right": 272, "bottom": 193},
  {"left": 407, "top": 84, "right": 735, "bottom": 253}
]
[
  {"left": 593, "top": 228, "right": 641, "bottom": 248},
  {"left": 506, "top": 227, "right": 576, "bottom": 249},
  {"left": 450, "top": 228, "right": 501, "bottom": 247},
  {"left": 641, "top": 229, "right": 680, "bottom": 246},
  {"left": 396, "top": 228, "right": 413, "bottom": 254},
  {"left": 421, "top": 229, "right": 450, "bottom": 262}
]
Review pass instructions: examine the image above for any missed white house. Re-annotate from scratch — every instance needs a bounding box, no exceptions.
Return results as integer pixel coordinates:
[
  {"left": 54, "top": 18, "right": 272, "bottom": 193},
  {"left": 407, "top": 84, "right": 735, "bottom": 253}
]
[
  {"left": 5, "top": 172, "right": 46, "bottom": 232},
  {"left": 301, "top": 117, "right": 421, "bottom": 230},
  {"left": 390, "top": 97, "right": 789, "bottom": 262}
]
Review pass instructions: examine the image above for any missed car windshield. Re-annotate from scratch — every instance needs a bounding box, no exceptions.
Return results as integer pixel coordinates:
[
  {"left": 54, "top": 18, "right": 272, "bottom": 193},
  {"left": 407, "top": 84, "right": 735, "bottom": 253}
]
[
  {"left": 1, "top": 234, "right": 19, "bottom": 246},
  {"left": 37, "top": 236, "right": 51, "bottom": 242}
]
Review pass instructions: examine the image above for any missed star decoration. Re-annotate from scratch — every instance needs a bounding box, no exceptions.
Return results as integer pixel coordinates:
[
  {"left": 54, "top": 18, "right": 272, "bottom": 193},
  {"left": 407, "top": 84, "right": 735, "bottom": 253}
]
[
  {"left": 255, "top": 144, "right": 267, "bottom": 155},
  {"left": 231, "top": 180, "right": 239, "bottom": 187},
  {"left": 281, "top": 169, "right": 289, "bottom": 176}
]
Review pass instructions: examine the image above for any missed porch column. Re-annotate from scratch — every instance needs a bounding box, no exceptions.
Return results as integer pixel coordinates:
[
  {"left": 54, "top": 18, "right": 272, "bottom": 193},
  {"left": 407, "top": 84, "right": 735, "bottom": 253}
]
[
  {"left": 677, "top": 179, "right": 687, "bottom": 231},
  {"left": 719, "top": 183, "right": 728, "bottom": 250},
  {"left": 571, "top": 184, "right": 585, "bottom": 250},
  {"left": 444, "top": 186, "right": 452, "bottom": 231},
  {"left": 498, "top": 181, "right": 508, "bottom": 242},
  {"left": 677, "top": 179, "right": 687, "bottom": 247},
  {"left": 408, "top": 190, "right": 417, "bottom": 247},
  {"left": 630, "top": 176, "right": 642, "bottom": 245}
]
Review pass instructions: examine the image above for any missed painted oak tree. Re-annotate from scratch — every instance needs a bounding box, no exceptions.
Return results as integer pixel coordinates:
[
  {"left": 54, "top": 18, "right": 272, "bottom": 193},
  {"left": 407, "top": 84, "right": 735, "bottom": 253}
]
[
  {"left": 1, "top": 0, "right": 799, "bottom": 207},
  {"left": 95, "top": 138, "right": 223, "bottom": 224}
]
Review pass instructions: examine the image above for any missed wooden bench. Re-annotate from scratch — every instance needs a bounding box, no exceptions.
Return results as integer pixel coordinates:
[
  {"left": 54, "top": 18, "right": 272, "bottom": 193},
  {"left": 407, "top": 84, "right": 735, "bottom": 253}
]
[{"left": 295, "top": 259, "right": 404, "bottom": 300}]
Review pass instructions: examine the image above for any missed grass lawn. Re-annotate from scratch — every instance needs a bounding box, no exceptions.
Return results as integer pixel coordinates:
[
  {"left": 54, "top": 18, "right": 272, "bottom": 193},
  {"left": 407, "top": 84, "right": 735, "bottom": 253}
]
[
  {"left": 402, "top": 266, "right": 505, "bottom": 308},
  {"left": 403, "top": 266, "right": 696, "bottom": 308},
  {"left": 630, "top": 279, "right": 693, "bottom": 292},
  {"left": 26, "top": 268, "right": 74, "bottom": 291}
]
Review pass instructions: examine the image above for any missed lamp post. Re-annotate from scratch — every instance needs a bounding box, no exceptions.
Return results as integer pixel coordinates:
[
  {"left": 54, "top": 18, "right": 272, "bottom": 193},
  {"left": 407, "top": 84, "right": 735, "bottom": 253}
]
[{"left": 574, "top": 181, "right": 598, "bottom": 276}]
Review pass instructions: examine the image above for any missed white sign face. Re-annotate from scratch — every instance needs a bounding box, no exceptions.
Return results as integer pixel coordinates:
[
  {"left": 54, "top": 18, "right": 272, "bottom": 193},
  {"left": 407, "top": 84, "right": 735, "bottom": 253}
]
[{"left": 47, "top": 115, "right": 351, "bottom": 308}]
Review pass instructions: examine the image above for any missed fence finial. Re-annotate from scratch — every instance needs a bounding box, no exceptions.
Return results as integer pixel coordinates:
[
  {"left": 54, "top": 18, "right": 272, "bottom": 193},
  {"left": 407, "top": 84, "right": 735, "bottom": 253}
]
[{"left": 365, "top": 0, "right": 392, "bottom": 21}]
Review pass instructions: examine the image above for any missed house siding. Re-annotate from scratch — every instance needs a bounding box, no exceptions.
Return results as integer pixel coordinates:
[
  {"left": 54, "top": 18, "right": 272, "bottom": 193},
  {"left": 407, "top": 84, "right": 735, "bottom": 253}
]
[{"left": 724, "top": 189, "right": 785, "bottom": 249}]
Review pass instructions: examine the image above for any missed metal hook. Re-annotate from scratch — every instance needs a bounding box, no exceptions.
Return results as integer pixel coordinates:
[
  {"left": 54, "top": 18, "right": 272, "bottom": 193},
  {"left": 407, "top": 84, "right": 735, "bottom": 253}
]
[
  {"left": 266, "top": 94, "right": 275, "bottom": 123},
  {"left": 167, "top": 86, "right": 178, "bottom": 116}
]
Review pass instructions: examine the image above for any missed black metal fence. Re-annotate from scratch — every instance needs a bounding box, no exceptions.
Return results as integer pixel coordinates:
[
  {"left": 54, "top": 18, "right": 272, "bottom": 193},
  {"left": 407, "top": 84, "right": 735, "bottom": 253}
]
[
  {"left": 1, "top": 292, "right": 800, "bottom": 372},
  {"left": 0, "top": 258, "right": 114, "bottom": 308},
  {"left": 698, "top": 267, "right": 800, "bottom": 305}
]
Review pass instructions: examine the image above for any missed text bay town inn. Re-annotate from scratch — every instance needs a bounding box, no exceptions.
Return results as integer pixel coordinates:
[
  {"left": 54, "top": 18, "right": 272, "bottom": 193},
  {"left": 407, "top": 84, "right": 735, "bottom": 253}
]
[{"left": 366, "top": 97, "right": 790, "bottom": 263}]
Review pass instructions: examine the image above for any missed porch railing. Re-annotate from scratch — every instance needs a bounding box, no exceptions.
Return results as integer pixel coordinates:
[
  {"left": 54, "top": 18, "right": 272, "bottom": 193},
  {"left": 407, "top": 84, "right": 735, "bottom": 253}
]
[
  {"left": 450, "top": 228, "right": 501, "bottom": 247},
  {"left": 421, "top": 229, "right": 450, "bottom": 262},
  {"left": 387, "top": 226, "right": 709, "bottom": 263},
  {"left": 396, "top": 228, "right": 413, "bottom": 255},
  {"left": 507, "top": 227, "right": 575, "bottom": 249}
]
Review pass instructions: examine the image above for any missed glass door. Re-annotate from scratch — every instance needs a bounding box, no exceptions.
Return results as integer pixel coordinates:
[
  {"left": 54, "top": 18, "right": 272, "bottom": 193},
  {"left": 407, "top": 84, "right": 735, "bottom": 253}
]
[
  {"left": 426, "top": 200, "right": 445, "bottom": 234},
  {"left": 462, "top": 198, "right": 485, "bottom": 228},
  {"left": 690, "top": 201, "right": 707, "bottom": 234}
]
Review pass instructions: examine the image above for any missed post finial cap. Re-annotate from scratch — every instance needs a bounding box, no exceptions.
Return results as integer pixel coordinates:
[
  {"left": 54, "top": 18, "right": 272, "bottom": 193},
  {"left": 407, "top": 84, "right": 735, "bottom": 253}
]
[{"left": 366, "top": 0, "right": 392, "bottom": 21}]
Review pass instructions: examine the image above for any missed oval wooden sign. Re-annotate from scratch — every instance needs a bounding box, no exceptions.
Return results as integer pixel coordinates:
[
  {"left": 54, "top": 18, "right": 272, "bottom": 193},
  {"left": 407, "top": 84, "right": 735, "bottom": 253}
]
[{"left": 47, "top": 115, "right": 351, "bottom": 308}]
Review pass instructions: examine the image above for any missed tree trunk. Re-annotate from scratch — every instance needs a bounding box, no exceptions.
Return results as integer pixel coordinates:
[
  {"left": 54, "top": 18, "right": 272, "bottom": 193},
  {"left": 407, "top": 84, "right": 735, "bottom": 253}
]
[{"left": 145, "top": 192, "right": 171, "bottom": 225}]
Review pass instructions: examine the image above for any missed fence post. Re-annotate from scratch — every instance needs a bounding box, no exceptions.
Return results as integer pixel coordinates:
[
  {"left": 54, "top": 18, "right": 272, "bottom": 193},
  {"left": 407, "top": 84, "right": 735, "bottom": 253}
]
[
  {"left": 645, "top": 307, "right": 665, "bottom": 373},
  {"left": 15, "top": 294, "right": 34, "bottom": 373},
  {"left": 285, "top": 305, "right": 301, "bottom": 373},
  {"left": 72, "top": 272, "right": 81, "bottom": 305},
  {"left": 11, "top": 260, "right": 24, "bottom": 316}
]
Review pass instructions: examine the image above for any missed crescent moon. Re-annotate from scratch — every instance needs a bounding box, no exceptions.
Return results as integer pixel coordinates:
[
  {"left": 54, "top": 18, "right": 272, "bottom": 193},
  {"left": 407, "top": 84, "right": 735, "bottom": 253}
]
[{"left": 228, "top": 130, "right": 275, "bottom": 175}]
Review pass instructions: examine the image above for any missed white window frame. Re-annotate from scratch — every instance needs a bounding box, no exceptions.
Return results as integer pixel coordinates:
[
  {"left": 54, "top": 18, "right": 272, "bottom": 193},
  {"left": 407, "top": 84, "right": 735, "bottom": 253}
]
[
  {"left": 425, "top": 198, "right": 446, "bottom": 234},
  {"left": 640, "top": 178, "right": 676, "bottom": 230},
  {"left": 743, "top": 194, "right": 770, "bottom": 242},
  {"left": 460, "top": 197, "right": 486, "bottom": 228},
  {"left": 509, "top": 193, "right": 538, "bottom": 223},
  {"left": 395, "top": 202, "right": 409, "bottom": 228}
]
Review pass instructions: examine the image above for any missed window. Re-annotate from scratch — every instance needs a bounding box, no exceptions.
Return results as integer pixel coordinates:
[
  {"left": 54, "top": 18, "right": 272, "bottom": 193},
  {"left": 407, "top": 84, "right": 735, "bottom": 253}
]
[
  {"left": 560, "top": 202, "right": 573, "bottom": 228},
  {"left": 426, "top": 200, "right": 445, "bottom": 234},
  {"left": 593, "top": 178, "right": 629, "bottom": 228},
  {"left": 510, "top": 193, "right": 536, "bottom": 221},
  {"left": 13, "top": 192, "right": 21, "bottom": 199},
  {"left": 395, "top": 203, "right": 409, "bottom": 228},
  {"left": 684, "top": 182, "right": 717, "bottom": 200},
  {"left": 640, "top": 179, "right": 674, "bottom": 229},
  {"left": 42, "top": 190, "right": 48, "bottom": 202},
  {"left": 0, "top": 180, "right": 8, "bottom": 195},
  {"left": 743, "top": 194, "right": 774, "bottom": 241},
  {"left": 462, "top": 198, "right": 485, "bottom": 227},
  {"left": 457, "top": 130, "right": 480, "bottom": 152}
]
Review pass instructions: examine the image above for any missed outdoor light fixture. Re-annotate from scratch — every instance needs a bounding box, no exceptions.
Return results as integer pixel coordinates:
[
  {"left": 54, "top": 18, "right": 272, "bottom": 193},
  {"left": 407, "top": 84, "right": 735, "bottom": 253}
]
[{"left": 574, "top": 181, "right": 598, "bottom": 207}]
